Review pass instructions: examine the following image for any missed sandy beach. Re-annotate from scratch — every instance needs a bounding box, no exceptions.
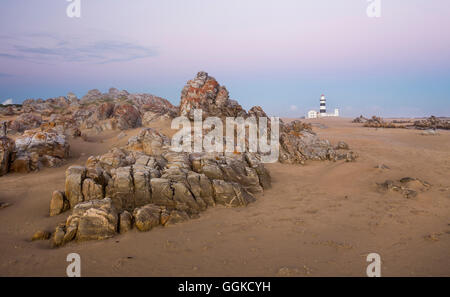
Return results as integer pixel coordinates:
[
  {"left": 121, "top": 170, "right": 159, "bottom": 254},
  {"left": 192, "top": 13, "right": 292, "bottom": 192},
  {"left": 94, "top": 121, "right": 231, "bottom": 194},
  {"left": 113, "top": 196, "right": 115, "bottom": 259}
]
[{"left": 1, "top": 117, "right": 448, "bottom": 276}]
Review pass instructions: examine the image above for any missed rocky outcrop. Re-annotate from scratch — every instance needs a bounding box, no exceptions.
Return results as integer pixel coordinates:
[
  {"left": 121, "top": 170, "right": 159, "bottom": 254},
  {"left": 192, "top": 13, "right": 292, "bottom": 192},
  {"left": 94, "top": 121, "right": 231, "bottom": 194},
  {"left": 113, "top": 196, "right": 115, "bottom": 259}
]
[
  {"left": 179, "top": 71, "right": 247, "bottom": 120},
  {"left": 363, "top": 116, "right": 398, "bottom": 128},
  {"left": 352, "top": 115, "right": 368, "bottom": 123},
  {"left": 8, "top": 113, "right": 42, "bottom": 133},
  {"left": 49, "top": 127, "right": 272, "bottom": 246},
  {"left": 10, "top": 130, "right": 69, "bottom": 173},
  {"left": 412, "top": 116, "right": 450, "bottom": 130}
]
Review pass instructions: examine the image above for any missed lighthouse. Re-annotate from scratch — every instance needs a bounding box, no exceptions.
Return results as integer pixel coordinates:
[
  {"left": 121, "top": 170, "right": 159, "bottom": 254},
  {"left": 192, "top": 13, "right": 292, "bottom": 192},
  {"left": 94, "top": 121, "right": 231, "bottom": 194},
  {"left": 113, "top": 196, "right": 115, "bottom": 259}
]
[
  {"left": 320, "top": 94, "right": 326, "bottom": 115},
  {"left": 306, "top": 94, "right": 340, "bottom": 119}
]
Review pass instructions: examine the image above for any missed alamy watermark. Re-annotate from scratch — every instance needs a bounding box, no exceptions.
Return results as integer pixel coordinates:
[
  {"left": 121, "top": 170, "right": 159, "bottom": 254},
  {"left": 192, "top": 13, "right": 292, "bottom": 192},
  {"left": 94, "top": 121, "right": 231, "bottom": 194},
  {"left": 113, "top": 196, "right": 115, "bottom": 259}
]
[
  {"left": 366, "top": 253, "right": 381, "bottom": 277},
  {"left": 66, "top": 253, "right": 81, "bottom": 277},
  {"left": 366, "top": 0, "right": 381, "bottom": 18},
  {"left": 66, "top": 0, "right": 81, "bottom": 18},
  {"left": 170, "top": 109, "right": 280, "bottom": 163}
]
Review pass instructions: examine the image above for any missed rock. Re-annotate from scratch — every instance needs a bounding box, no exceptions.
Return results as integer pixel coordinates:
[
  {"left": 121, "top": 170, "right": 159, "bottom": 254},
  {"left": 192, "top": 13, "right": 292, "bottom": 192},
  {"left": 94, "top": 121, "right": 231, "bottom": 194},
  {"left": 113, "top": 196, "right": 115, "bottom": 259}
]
[
  {"left": 65, "top": 166, "right": 87, "bottom": 208},
  {"left": 126, "top": 128, "right": 170, "bottom": 156},
  {"left": 119, "top": 211, "right": 133, "bottom": 233},
  {"left": 52, "top": 224, "right": 66, "bottom": 247},
  {"left": 352, "top": 115, "right": 368, "bottom": 123},
  {"left": 133, "top": 204, "right": 161, "bottom": 231},
  {"left": 8, "top": 113, "right": 42, "bottom": 133},
  {"left": 82, "top": 178, "right": 104, "bottom": 201},
  {"left": 66, "top": 198, "right": 118, "bottom": 241},
  {"left": 150, "top": 178, "right": 175, "bottom": 208},
  {"left": 179, "top": 71, "right": 247, "bottom": 120},
  {"left": 172, "top": 182, "right": 202, "bottom": 214},
  {"left": 212, "top": 180, "right": 254, "bottom": 207},
  {"left": 164, "top": 210, "right": 190, "bottom": 226},
  {"left": 50, "top": 190, "right": 70, "bottom": 216},
  {"left": 335, "top": 141, "right": 349, "bottom": 150},
  {"left": 363, "top": 116, "right": 398, "bottom": 128},
  {"left": 378, "top": 177, "right": 431, "bottom": 198},
  {"left": 105, "top": 166, "right": 135, "bottom": 211},
  {"left": 0, "top": 201, "right": 12, "bottom": 209},
  {"left": 0, "top": 136, "right": 15, "bottom": 176},
  {"left": 96, "top": 102, "right": 115, "bottom": 120},
  {"left": 412, "top": 116, "right": 450, "bottom": 130},
  {"left": 13, "top": 131, "right": 69, "bottom": 172},
  {"left": 113, "top": 104, "right": 142, "bottom": 130},
  {"left": 31, "top": 230, "right": 51, "bottom": 241}
]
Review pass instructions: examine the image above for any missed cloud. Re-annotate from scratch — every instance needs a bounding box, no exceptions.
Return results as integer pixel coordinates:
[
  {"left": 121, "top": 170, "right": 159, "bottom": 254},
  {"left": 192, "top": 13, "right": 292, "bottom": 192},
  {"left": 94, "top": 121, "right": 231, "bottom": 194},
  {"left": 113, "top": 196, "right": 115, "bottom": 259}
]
[
  {"left": 290, "top": 105, "right": 298, "bottom": 111},
  {"left": 0, "top": 33, "right": 157, "bottom": 64},
  {"left": 2, "top": 98, "right": 13, "bottom": 105},
  {"left": 0, "top": 72, "right": 13, "bottom": 77}
]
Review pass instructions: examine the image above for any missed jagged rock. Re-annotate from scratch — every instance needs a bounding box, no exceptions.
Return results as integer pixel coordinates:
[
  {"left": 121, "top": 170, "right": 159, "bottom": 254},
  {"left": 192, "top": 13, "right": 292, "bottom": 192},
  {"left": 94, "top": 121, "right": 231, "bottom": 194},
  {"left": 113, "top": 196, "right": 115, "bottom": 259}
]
[
  {"left": 106, "top": 166, "right": 134, "bottom": 211},
  {"left": 51, "top": 224, "right": 66, "bottom": 247},
  {"left": 65, "top": 166, "right": 87, "bottom": 208},
  {"left": 179, "top": 71, "right": 247, "bottom": 120},
  {"left": 66, "top": 198, "right": 118, "bottom": 242},
  {"left": 212, "top": 180, "right": 254, "bottom": 207},
  {"left": 31, "top": 230, "right": 51, "bottom": 241},
  {"left": 363, "top": 116, "right": 398, "bottom": 128},
  {"left": 352, "top": 115, "right": 368, "bottom": 123},
  {"left": 50, "top": 190, "right": 70, "bottom": 216},
  {"left": 8, "top": 113, "right": 42, "bottom": 133},
  {"left": 150, "top": 178, "right": 175, "bottom": 208},
  {"left": 0, "top": 136, "right": 15, "bottom": 176},
  {"left": 133, "top": 204, "right": 161, "bottom": 231},
  {"left": 114, "top": 104, "right": 142, "bottom": 130},
  {"left": 13, "top": 130, "right": 69, "bottom": 171},
  {"left": 82, "top": 178, "right": 104, "bottom": 201},
  {"left": 96, "top": 102, "right": 115, "bottom": 120},
  {"left": 412, "top": 116, "right": 450, "bottom": 130},
  {"left": 119, "top": 210, "right": 133, "bottom": 234},
  {"left": 126, "top": 128, "right": 170, "bottom": 156}
]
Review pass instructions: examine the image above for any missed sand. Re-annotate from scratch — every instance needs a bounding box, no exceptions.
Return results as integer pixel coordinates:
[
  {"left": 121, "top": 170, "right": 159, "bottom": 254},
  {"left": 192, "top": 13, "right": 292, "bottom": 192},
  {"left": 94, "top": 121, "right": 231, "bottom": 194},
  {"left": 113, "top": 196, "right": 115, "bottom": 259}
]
[{"left": 0, "top": 117, "right": 449, "bottom": 276}]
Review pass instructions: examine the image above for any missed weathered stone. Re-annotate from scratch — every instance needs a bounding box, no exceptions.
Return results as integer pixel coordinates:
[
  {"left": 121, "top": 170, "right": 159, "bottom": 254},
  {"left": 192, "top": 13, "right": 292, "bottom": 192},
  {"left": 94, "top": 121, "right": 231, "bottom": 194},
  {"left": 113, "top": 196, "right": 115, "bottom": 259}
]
[
  {"left": 150, "top": 178, "right": 175, "bottom": 208},
  {"left": 133, "top": 204, "right": 161, "bottom": 231},
  {"left": 65, "top": 166, "right": 87, "bottom": 208},
  {"left": 68, "top": 198, "right": 118, "bottom": 241},
  {"left": 172, "top": 182, "right": 202, "bottom": 214},
  {"left": 82, "top": 178, "right": 104, "bottom": 201},
  {"left": 106, "top": 166, "right": 134, "bottom": 211},
  {"left": 0, "top": 136, "right": 14, "bottom": 176},
  {"left": 52, "top": 224, "right": 66, "bottom": 247},
  {"left": 119, "top": 210, "right": 133, "bottom": 234},
  {"left": 50, "top": 190, "right": 70, "bottom": 216},
  {"left": 164, "top": 210, "right": 190, "bottom": 226},
  {"left": 212, "top": 180, "right": 254, "bottom": 207},
  {"left": 31, "top": 230, "right": 51, "bottom": 241},
  {"left": 132, "top": 165, "right": 152, "bottom": 207}
]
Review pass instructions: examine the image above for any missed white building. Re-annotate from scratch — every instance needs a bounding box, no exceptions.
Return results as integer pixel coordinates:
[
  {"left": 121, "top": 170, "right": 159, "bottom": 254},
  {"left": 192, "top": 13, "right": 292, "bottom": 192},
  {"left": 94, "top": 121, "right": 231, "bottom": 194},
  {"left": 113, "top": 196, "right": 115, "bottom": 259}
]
[{"left": 307, "top": 94, "right": 340, "bottom": 119}]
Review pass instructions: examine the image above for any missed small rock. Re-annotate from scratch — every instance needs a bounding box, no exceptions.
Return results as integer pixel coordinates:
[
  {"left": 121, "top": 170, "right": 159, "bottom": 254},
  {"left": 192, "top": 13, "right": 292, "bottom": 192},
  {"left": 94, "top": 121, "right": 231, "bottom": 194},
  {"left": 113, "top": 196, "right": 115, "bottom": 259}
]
[
  {"left": 119, "top": 211, "right": 133, "bottom": 234},
  {"left": 31, "top": 230, "right": 51, "bottom": 241}
]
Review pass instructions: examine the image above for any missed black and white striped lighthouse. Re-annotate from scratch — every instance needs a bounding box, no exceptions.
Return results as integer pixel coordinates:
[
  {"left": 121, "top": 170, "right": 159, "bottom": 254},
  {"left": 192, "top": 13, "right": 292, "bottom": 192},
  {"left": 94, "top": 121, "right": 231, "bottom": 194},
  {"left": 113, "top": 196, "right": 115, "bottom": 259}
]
[{"left": 320, "top": 94, "right": 326, "bottom": 115}]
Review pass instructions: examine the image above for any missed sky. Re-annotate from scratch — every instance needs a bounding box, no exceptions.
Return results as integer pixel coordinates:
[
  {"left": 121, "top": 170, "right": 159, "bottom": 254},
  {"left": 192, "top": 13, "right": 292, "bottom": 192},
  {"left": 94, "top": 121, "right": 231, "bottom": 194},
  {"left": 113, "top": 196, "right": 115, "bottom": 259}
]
[{"left": 0, "top": 0, "right": 449, "bottom": 117}]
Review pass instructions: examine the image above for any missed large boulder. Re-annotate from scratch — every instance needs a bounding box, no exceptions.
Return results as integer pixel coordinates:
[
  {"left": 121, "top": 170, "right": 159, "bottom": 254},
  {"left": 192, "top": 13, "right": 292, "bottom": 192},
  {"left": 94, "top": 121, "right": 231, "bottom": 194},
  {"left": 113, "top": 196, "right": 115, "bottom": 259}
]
[
  {"left": 66, "top": 198, "right": 118, "bottom": 242},
  {"left": 12, "top": 130, "right": 70, "bottom": 172},
  {"left": 65, "top": 166, "right": 87, "bottom": 208},
  {"left": 179, "top": 71, "right": 247, "bottom": 120}
]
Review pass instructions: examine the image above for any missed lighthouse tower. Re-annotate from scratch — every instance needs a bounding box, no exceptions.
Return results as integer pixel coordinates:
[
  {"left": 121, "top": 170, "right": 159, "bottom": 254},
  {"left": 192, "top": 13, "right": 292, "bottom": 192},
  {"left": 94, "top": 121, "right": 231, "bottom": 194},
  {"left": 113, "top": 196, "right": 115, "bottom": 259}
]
[{"left": 320, "top": 94, "right": 326, "bottom": 115}]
